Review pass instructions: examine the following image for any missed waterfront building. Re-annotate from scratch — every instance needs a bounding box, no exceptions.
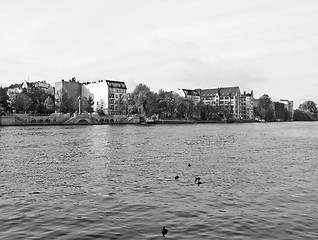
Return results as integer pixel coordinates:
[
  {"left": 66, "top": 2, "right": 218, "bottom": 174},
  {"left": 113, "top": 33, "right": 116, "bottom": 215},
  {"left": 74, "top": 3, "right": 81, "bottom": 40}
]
[
  {"left": 7, "top": 80, "right": 54, "bottom": 108},
  {"left": 82, "top": 79, "right": 128, "bottom": 116},
  {"left": 196, "top": 86, "right": 241, "bottom": 119},
  {"left": 240, "top": 91, "right": 254, "bottom": 120},
  {"left": 54, "top": 78, "right": 82, "bottom": 112},
  {"left": 273, "top": 102, "right": 286, "bottom": 121},
  {"left": 7, "top": 83, "right": 24, "bottom": 107},
  {"left": 175, "top": 88, "right": 201, "bottom": 104},
  {"left": 280, "top": 99, "right": 294, "bottom": 121}
]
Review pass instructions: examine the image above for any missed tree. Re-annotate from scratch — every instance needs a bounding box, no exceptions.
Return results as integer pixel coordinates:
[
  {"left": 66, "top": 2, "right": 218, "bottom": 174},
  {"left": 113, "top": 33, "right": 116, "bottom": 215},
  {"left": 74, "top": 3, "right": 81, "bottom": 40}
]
[
  {"left": 27, "top": 86, "right": 52, "bottom": 113},
  {"left": 255, "top": 94, "right": 275, "bottom": 122},
  {"left": 293, "top": 109, "right": 317, "bottom": 121},
  {"left": 43, "top": 96, "right": 55, "bottom": 113},
  {"left": 87, "top": 96, "right": 94, "bottom": 113},
  {"left": 55, "top": 89, "right": 75, "bottom": 113},
  {"left": 156, "top": 90, "right": 180, "bottom": 119},
  {"left": 299, "top": 100, "right": 318, "bottom": 120},
  {"left": 13, "top": 92, "right": 33, "bottom": 112},
  {"left": 130, "top": 83, "right": 153, "bottom": 117},
  {"left": 81, "top": 96, "right": 94, "bottom": 113},
  {"left": 0, "top": 87, "right": 9, "bottom": 112},
  {"left": 96, "top": 99, "right": 106, "bottom": 116}
]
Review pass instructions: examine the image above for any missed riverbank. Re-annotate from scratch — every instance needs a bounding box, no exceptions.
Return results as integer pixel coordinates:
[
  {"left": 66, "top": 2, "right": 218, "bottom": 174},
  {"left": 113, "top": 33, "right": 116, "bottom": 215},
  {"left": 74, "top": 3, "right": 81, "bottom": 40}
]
[{"left": 0, "top": 113, "right": 261, "bottom": 126}]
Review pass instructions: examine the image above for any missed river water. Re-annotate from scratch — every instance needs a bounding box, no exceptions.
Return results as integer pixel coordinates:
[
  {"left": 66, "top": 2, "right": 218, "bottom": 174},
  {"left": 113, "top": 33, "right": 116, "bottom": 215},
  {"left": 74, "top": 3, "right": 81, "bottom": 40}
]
[{"left": 0, "top": 122, "right": 318, "bottom": 239}]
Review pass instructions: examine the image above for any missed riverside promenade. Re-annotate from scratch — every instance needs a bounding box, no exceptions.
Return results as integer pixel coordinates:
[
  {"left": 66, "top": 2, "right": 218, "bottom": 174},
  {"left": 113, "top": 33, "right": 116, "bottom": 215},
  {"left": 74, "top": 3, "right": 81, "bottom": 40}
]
[
  {"left": 0, "top": 113, "right": 258, "bottom": 126},
  {"left": 0, "top": 113, "right": 137, "bottom": 126}
]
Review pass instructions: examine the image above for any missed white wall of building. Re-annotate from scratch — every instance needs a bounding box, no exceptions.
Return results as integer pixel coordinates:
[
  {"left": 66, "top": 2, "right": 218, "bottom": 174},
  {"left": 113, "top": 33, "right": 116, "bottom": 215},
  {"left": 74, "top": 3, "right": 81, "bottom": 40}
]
[{"left": 82, "top": 81, "right": 109, "bottom": 113}]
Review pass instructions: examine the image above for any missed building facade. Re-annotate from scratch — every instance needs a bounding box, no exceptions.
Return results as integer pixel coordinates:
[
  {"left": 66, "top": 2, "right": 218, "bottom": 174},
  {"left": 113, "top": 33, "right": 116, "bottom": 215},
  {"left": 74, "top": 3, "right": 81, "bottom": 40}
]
[
  {"left": 280, "top": 99, "right": 294, "bottom": 121},
  {"left": 196, "top": 86, "right": 241, "bottom": 119},
  {"left": 176, "top": 88, "right": 201, "bottom": 104},
  {"left": 55, "top": 78, "right": 82, "bottom": 112},
  {"left": 82, "top": 79, "right": 128, "bottom": 116},
  {"left": 240, "top": 91, "right": 254, "bottom": 120}
]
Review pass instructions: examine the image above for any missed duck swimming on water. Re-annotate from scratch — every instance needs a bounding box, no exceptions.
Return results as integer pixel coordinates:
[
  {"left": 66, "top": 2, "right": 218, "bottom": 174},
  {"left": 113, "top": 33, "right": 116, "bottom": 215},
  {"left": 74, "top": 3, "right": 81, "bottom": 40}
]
[{"left": 162, "top": 226, "right": 168, "bottom": 237}]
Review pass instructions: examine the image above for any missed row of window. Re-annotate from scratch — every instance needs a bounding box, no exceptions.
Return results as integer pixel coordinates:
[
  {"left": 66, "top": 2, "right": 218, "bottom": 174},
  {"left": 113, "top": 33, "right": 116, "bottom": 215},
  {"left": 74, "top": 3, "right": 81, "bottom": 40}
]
[
  {"left": 109, "top": 88, "right": 126, "bottom": 93},
  {"left": 109, "top": 93, "right": 126, "bottom": 99}
]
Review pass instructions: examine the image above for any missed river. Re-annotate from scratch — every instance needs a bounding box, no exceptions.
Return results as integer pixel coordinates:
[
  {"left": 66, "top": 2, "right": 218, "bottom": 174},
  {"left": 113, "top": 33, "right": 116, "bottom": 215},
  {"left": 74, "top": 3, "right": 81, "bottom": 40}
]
[{"left": 1, "top": 122, "right": 318, "bottom": 239}]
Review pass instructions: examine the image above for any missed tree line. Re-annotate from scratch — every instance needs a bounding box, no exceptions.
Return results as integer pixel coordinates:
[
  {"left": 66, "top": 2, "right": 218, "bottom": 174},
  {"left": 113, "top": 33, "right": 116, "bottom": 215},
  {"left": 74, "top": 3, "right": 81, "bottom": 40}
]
[
  {"left": 55, "top": 89, "right": 94, "bottom": 114},
  {"left": 0, "top": 85, "right": 54, "bottom": 114},
  {"left": 0, "top": 86, "right": 94, "bottom": 114},
  {"left": 1, "top": 83, "right": 317, "bottom": 121},
  {"left": 129, "top": 84, "right": 317, "bottom": 122},
  {"left": 129, "top": 84, "right": 233, "bottom": 121}
]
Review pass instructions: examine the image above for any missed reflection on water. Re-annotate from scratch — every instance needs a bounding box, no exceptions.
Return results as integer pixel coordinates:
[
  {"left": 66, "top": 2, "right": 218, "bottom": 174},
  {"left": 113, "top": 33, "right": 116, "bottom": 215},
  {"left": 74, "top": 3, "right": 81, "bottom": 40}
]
[{"left": 1, "top": 122, "right": 318, "bottom": 239}]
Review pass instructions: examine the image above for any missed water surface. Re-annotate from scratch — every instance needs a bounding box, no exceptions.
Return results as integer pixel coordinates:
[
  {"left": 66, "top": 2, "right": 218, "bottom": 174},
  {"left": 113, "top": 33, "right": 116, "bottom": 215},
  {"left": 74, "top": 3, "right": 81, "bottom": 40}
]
[{"left": 1, "top": 122, "right": 318, "bottom": 239}]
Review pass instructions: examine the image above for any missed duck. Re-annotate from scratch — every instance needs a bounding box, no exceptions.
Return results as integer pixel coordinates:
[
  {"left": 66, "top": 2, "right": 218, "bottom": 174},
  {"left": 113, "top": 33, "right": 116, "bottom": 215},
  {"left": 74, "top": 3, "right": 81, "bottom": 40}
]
[
  {"left": 162, "top": 226, "right": 168, "bottom": 237},
  {"left": 175, "top": 175, "right": 179, "bottom": 180},
  {"left": 197, "top": 181, "right": 202, "bottom": 187}
]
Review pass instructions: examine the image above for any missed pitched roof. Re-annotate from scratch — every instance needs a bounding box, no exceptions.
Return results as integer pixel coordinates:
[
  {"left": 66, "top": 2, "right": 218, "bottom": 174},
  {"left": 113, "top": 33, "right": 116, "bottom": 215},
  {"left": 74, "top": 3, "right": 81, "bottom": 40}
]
[
  {"left": 199, "top": 86, "right": 240, "bottom": 97},
  {"left": 106, "top": 80, "right": 127, "bottom": 89},
  {"left": 182, "top": 89, "right": 200, "bottom": 96}
]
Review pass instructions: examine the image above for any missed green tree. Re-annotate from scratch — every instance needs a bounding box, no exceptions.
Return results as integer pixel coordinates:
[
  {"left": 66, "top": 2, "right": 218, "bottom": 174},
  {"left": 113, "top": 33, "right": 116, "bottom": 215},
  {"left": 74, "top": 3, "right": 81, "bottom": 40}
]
[
  {"left": 156, "top": 90, "right": 180, "bottom": 119},
  {"left": 55, "top": 89, "right": 75, "bottom": 113},
  {"left": 43, "top": 96, "right": 55, "bottom": 113},
  {"left": 299, "top": 100, "right": 318, "bottom": 119},
  {"left": 96, "top": 99, "right": 106, "bottom": 116},
  {"left": 81, "top": 96, "right": 94, "bottom": 113},
  {"left": 28, "top": 87, "right": 51, "bottom": 113},
  {"left": 293, "top": 109, "right": 317, "bottom": 121},
  {"left": 130, "top": 83, "right": 153, "bottom": 117},
  {"left": 13, "top": 92, "right": 33, "bottom": 112},
  {"left": 87, "top": 96, "right": 94, "bottom": 113},
  {"left": 255, "top": 94, "right": 275, "bottom": 122},
  {"left": 0, "top": 87, "right": 9, "bottom": 112},
  {"left": 199, "top": 102, "right": 217, "bottom": 120}
]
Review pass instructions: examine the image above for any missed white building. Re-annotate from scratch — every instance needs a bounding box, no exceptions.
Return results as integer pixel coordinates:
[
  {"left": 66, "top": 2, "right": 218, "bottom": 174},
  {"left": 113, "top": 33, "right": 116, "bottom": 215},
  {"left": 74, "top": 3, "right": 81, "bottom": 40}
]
[
  {"left": 82, "top": 80, "right": 128, "bottom": 116},
  {"left": 175, "top": 88, "right": 201, "bottom": 104}
]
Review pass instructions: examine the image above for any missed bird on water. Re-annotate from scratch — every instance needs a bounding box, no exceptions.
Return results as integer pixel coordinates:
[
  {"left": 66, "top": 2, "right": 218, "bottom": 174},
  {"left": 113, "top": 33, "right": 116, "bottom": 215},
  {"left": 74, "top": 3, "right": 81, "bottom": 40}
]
[
  {"left": 175, "top": 175, "right": 179, "bottom": 180},
  {"left": 195, "top": 176, "right": 201, "bottom": 182},
  {"left": 162, "top": 226, "right": 168, "bottom": 237},
  {"left": 197, "top": 181, "right": 202, "bottom": 187},
  {"left": 188, "top": 163, "right": 191, "bottom": 167}
]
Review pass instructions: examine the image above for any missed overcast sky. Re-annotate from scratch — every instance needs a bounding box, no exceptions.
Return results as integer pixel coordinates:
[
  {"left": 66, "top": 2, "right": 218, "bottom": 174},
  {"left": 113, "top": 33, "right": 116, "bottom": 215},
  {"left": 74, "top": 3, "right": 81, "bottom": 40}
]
[{"left": 1, "top": 0, "right": 318, "bottom": 107}]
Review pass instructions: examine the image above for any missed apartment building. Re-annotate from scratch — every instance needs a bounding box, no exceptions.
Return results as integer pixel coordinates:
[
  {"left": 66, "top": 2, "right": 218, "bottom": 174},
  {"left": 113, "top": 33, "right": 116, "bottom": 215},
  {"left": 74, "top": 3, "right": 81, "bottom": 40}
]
[
  {"left": 241, "top": 91, "right": 254, "bottom": 120},
  {"left": 55, "top": 78, "right": 82, "bottom": 110},
  {"left": 196, "top": 86, "right": 241, "bottom": 119},
  {"left": 82, "top": 79, "right": 128, "bottom": 116},
  {"left": 176, "top": 88, "right": 201, "bottom": 104}
]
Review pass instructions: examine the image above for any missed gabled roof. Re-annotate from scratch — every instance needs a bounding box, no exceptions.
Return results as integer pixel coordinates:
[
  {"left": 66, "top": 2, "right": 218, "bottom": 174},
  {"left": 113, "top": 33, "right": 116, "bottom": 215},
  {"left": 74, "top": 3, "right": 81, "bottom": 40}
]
[
  {"left": 106, "top": 80, "right": 127, "bottom": 89},
  {"left": 183, "top": 89, "right": 200, "bottom": 96},
  {"left": 199, "top": 88, "right": 218, "bottom": 96},
  {"left": 199, "top": 86, "right": 240, "bottom": 97}
]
